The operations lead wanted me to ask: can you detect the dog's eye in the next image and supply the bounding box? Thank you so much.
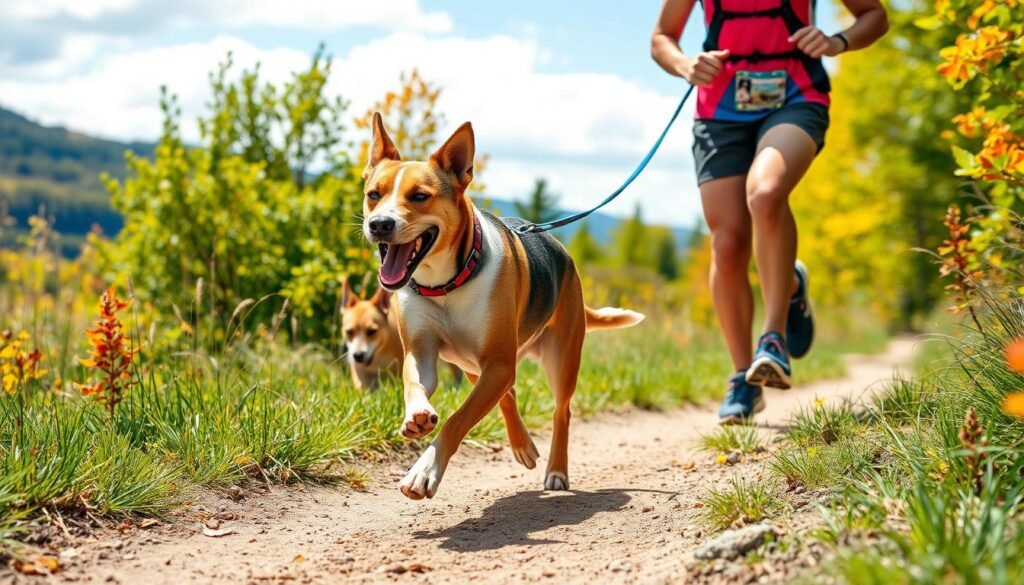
[367,191,381,201]
[366,327,378,337]
[344,329,355,339]
[409,192,430,203]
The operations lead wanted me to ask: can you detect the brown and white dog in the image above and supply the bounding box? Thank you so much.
[341,282,403,390]
[362,113,644,499]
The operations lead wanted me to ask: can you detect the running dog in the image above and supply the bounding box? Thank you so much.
[362,113,644,499]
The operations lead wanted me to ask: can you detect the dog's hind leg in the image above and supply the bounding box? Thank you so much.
[462,373,537,469]
[538,277,587,491]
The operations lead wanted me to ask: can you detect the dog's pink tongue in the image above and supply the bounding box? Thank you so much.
[379,242,417,286]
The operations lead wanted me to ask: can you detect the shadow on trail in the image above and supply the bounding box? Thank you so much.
[414,488,670,552]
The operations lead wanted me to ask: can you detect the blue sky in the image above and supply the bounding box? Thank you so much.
[0,0,841,228]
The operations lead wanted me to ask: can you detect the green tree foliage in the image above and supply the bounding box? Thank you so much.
[791,0,969,328]
[613,204,646,267]
[567,221,603,266]
[99,49,374,341]
[653,229,679,281]
[514,178,561,225]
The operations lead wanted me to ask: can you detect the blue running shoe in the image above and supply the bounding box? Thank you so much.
[719,370,766,425]
[787,260,815,359]
[746,332,792,390]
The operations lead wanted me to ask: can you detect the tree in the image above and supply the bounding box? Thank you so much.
[100,49,373,342]
[514,178,561,224]
[567,221,604,265]
[612,203,646,267]
[653,229,679,281]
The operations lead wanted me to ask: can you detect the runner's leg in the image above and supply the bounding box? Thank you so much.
[700,175,754,370]
[746,124,817,337]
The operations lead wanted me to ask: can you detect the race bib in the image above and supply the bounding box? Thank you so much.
[734,71,787,112]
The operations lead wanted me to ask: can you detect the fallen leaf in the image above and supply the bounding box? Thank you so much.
[202,526,235,538]
[139,519,160,529]
[12,556,61,575]
[293,554,306,563]
[681,462,696,470]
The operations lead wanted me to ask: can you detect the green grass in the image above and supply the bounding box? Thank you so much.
[697,425,765,455]
[699,476,786,532]
[0,288,890,554]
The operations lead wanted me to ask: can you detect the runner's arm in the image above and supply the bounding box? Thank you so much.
[651,0,729,87]
[791,0,889,58]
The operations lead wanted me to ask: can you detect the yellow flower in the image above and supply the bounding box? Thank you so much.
[814,397,826,410]
[715,454,728,465]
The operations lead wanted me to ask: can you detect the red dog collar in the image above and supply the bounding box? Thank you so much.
[409,213,484,297]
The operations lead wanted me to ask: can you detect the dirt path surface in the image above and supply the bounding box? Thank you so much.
[39,338,916,585]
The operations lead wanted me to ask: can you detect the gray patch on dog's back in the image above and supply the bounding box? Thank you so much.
[484,213,571,335]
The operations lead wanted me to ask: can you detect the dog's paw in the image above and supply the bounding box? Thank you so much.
[400,406,439,439]
[543,471,570,491]
[399,445,443,500]
[511,438,540,470]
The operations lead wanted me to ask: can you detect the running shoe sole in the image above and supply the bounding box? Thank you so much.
[746,357,793,390]
[719,394,767,426]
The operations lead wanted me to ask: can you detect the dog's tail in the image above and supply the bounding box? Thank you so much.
[584,306,645,332]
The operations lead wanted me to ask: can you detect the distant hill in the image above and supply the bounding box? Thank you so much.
[0,105,153,251]
[0,104,690,255]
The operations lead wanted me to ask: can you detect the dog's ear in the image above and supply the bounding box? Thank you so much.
[370,287,391,314]
[342,279,359,310]
[430,122,474,190]
[365,112,401,176]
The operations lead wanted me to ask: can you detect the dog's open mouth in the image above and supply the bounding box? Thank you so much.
[378,227,439,289]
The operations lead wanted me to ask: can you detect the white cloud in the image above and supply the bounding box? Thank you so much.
[4,0,136,21]
[0,32,701,227]
[222,0,452,34]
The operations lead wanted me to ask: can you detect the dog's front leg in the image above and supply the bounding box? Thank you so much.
[399,339,440,439]
[400,360,516,500]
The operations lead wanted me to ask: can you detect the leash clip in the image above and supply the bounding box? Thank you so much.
[516,223,540,234]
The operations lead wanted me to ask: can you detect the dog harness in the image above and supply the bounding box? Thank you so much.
[697,0,831,121]
[409,212,484,297]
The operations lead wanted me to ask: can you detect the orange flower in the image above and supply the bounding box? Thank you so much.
[1002,393,1024,418]
[77,287,138,415]
[1006,339,1024,373]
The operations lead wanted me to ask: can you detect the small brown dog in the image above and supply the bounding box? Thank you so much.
[341,282,403,390]
[361,113,644,499]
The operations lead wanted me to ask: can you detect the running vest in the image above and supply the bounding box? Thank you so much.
[697,0,831,120]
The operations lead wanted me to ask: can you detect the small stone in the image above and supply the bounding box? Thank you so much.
[794,485,807,494]
[608,560,632,573]
[693,524,777,561]
[383,563,407,574]
[726,451,742,465]
[227,485,243,500]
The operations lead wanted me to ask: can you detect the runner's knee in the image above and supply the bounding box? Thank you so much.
[711,229,751,274]
[746,182,790,223]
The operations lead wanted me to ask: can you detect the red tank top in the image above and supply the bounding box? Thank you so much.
[696,0,831,120]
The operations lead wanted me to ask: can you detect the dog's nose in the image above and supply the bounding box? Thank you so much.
[352,351,367,364]
[368,216,396,237]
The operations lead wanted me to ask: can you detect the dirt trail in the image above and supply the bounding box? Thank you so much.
[46,338,916,585]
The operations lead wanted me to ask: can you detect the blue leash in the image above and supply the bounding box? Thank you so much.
[516,84,695,235]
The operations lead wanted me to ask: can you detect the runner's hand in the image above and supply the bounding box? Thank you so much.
[789,26,844,58]
[680,50,730,87]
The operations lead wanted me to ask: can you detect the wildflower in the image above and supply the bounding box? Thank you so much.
[0,330,47,395]
[78,287,138,416]
[715,454,728,465]
[1006,339,1024,373]
[1002,393,1024,418]
[813,397,826,410]
[959,407,989,496]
